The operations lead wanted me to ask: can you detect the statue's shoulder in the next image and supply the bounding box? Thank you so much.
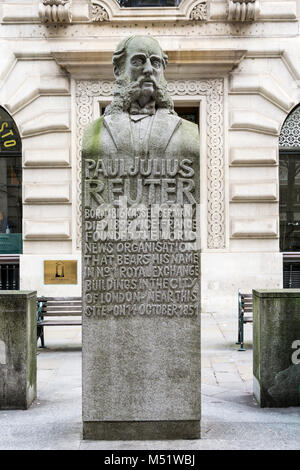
[180,117,199,134]
[83,116,104,138]
[179,117,199,153]
[82,116,105,157]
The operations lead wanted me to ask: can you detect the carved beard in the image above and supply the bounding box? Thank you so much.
[104,74,175,116]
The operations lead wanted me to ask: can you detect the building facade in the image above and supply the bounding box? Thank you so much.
[0,0,299,313]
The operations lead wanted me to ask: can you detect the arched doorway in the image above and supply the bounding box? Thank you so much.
[0,106,22,289]
[279,104,300,287]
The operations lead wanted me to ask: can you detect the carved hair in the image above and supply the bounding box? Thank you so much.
[105,36,175,116]
[112,36,168,76]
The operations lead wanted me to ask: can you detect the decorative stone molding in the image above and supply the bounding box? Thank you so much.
[75,78,225,250]
[229,74,295,113]
[231,218,278,238]
[230,147,277,166]
[190,2,208,21]
[5,75,70,115]
[39,0,72,23]
[24,220,71,239]
[2,0,297,23]
[20,110,70,138]
[53,49,246,80]
[230,110,280,135]
[169,79,225,250]
[24,183,70,203]
[230,181,278,202]
[228,0,260,22]
[91,2,109,22]
[24,149,70,167]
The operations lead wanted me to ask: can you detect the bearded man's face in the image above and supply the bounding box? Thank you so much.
[107,37,174,115]
[121,37,165,106]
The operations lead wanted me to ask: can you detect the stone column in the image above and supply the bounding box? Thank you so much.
[253,289,300,407]
[0,291,37,409]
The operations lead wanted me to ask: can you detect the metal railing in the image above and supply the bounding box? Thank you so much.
[283,253,300,288]
[0,256,20,290]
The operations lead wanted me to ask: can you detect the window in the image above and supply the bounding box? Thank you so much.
[117,0,181,7]
[279,105,300,252]
[0,106,22,255]
[175,106,199,125]
[279,151,300,252]
[279,104,300,287]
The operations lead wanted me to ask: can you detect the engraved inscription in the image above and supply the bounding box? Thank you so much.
[82,36,200,323]
[83,155,200,319]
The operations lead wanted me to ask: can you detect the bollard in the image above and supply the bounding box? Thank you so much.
[253,289,300,407]
[0,291,37,409]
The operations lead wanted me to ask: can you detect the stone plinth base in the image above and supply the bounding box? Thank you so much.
[0,291,37,410]
[83,420,200,440]
[253,289,300,408]
[82,315,201,440]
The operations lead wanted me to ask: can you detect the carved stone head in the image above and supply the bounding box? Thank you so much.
[112,36,168,78]
[105,36,175,115]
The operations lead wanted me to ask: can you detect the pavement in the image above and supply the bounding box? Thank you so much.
[0,312,299,450]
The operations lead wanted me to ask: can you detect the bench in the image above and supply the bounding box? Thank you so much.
[237,290,253,351]
[37,296,82,348]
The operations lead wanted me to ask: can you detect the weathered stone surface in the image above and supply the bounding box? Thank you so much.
[0,291,37,410]
[253,289,300,407]
[82,36,200,439]
[83,421,200,441]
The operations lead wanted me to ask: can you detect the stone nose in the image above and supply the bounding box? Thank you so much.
[143,58,153,75]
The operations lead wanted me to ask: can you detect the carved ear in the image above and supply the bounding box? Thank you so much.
[113,65,120,78]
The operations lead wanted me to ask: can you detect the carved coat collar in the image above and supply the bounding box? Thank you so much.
[129,100,156,116]
[103,109,182,157]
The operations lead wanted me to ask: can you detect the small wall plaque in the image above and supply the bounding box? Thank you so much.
[44,260,77,285]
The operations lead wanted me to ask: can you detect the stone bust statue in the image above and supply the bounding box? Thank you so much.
[82,35,199,206]
[83,35,199,157]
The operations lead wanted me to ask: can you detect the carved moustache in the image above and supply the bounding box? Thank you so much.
[115,76,158,110]
[125,75,157,97]
[105,73,174,115]
[137,75,157,88]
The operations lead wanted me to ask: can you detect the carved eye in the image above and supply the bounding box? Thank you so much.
[131,57,144,67]
[151,59,161,69]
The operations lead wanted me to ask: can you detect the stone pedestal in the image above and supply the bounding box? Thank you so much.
[82,306,200,439]
[81,36,201,440]
[82,213,201,440]
[0,291,37,410]
[253,289,300,407]
[81,106,201,438]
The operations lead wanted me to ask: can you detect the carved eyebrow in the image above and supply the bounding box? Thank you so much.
[130,53,162,62]
[130,53,147,60]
